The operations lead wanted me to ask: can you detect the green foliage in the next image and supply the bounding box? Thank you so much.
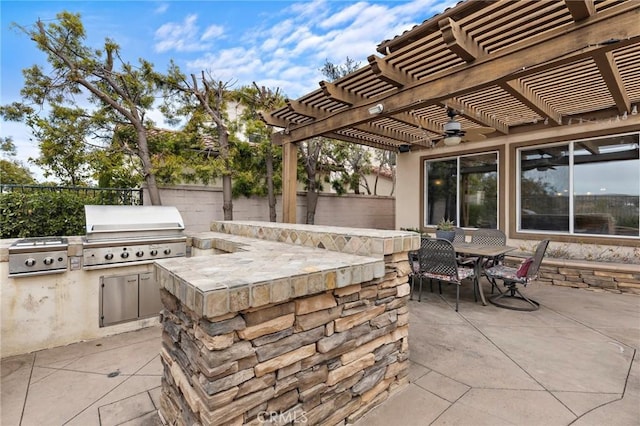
[2,11,166,203]
[27,105,93,185]
[436,218,455,231]
[0,160,36,184]
[0,190,98,238]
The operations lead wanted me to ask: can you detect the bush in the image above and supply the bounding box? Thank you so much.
[0,190,101,238]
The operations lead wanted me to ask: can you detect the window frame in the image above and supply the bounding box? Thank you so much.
[421,148,503,231]
[512,131,640,243]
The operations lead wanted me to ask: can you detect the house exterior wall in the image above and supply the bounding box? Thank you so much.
[394,116,640,261]
[395,152,421,230]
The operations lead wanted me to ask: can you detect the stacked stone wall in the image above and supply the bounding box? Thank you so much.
[503,257,640,295]
[159,252,411,425]
[538,265,640,294]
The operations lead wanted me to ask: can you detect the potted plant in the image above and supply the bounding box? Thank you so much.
[436,218,456,242]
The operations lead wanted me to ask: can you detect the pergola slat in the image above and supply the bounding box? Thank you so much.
[269,3,639,145]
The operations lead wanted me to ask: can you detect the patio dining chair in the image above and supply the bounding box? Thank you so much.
[452,227,466,243]
[468,228,507,291]
[485,239,549,311]
[411,237,476,311]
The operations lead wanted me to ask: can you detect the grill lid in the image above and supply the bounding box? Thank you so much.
[84,205,185,242]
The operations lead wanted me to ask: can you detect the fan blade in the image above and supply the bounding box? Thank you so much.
[462,132,487,142]
[466,126,495,135]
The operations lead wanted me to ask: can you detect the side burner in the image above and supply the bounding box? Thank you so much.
[9,237,69,277]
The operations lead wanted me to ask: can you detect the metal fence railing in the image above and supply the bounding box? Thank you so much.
[0,185,143,205]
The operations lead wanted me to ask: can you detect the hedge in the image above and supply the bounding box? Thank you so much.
[0,191,101,238]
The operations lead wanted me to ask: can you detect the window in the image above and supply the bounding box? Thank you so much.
[518,133,639,237]
[425,152,498,228]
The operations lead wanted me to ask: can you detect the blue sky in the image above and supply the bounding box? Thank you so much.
[1,0,452,180]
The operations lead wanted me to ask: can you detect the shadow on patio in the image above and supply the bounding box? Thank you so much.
[2,281,639,426]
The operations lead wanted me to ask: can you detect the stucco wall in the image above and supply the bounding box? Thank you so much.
[149,185,395,232]
[395,152,422,230]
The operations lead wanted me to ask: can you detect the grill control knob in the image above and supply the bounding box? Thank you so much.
[121,252,130,259]
[25,258,37,267]
[163,248,172,255]
[136,250,144,257]
[105,253,114,260]
[150,249,158,256]
[43,257,54,265]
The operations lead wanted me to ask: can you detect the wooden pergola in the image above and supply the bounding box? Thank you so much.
[261,0,640,223]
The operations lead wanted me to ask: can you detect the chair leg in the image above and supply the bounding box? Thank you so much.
[489,283,540,311]
[409,275,414,300]
[488,276,502,295]
[473,277,478,303]
[455,284,459,312]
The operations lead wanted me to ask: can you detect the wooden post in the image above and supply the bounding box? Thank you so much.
[282,142,298,223]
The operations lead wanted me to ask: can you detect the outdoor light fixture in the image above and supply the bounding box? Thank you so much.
[443,115,462,146]
[443,135,462,146]
[368,103,384,115]
[398,144,411,153]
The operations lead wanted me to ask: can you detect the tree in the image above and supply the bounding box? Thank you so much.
[298,137,339,224]
[234,83,286,222]
[328,141,372,195]
[373,150,396,196]
[28,105,93,186]
[319,57,361,81]
[162,64,235,220]
[1,137,35,184]
[0,12,164,203]
[294,57,374,224]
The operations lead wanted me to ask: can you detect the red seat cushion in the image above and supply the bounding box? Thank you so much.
[516,257,534,278]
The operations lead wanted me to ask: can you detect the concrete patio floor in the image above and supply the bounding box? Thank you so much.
[1,281,639,426]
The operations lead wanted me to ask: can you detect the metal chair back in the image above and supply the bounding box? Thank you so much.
[419,237,460,280]
[525,239,549,280]
[471,229,506,245]
[452,227,466,243]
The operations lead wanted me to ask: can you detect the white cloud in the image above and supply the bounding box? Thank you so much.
[319,1,368,29]
[201,24,224,41]
[154,14,213,53]
[154,3,169,14]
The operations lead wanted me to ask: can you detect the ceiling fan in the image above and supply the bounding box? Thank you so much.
[442,108,495,146]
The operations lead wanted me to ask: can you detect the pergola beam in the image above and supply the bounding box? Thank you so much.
[319,81,360,106]
[394,111,442,135]
[278,6,640,144]
[565,0,595,22]
[258,110,289,128]
[441,98,508,134]
[500,80,563,126]
[367,55,413,87]
[592,50,632,114]
[286,99,320,118]
[325,132,401,151]
[438,17,486,62]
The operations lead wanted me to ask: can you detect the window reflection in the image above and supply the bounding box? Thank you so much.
[425,153,498,228]
[520,145,570,231]
[519,133,639,237]
[573,134,639,236]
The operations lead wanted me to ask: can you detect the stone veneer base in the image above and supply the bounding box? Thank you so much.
[157,222,419,425]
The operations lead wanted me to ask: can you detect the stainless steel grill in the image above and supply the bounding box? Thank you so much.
[9,237,69,277]
[82,205,187,269]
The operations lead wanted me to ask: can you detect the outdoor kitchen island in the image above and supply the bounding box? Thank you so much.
[155,221,418,425]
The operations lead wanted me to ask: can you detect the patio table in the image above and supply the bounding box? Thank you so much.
[453,243,516,306]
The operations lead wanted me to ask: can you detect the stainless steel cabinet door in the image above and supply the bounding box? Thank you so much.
[100,274,139,326]
[138,272,162,318]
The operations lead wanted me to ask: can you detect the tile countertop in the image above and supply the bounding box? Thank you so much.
[155,227,418,320]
